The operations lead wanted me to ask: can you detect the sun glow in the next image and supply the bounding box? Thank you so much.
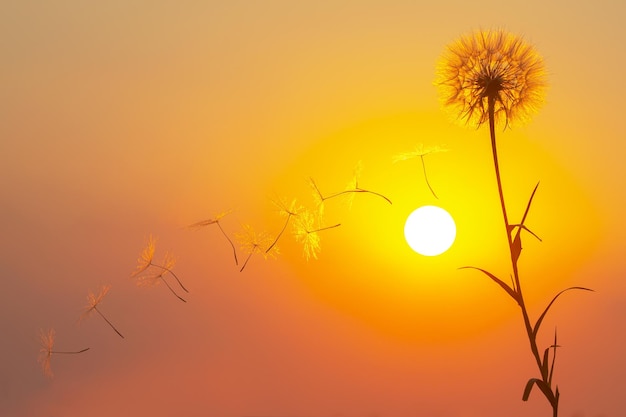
[404,206,456,256]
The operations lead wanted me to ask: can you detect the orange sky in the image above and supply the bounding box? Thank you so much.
[1,1,625,416]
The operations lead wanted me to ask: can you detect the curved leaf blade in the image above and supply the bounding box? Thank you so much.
[459,266,519,303]
[532,287,594,338]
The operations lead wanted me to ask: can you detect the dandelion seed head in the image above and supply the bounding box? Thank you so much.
[307,178,329,223]
[38,328,55,378]
[162,252,177,270]
[80,285,110,321]
[188,209,233,229]
[293,210,321,261]
[344,161,363,209]
[272,197,301,217]
[132,235,156,277]
[236,224,278,259]
[435,29,547,128]
[136,272,162,287]
[393,144,448,163]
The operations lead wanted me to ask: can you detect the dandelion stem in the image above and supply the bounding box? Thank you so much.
[51,348,90,354]
[217,222,238,266]
[158,275,187,303]
[94,306,124,339]
[266,213,292,254]
[420,155,438,199]
[152,262,188,293]
[324,188,392,205]
[310,223,341,233]
[489,97,555,414]
[239,252,254,272]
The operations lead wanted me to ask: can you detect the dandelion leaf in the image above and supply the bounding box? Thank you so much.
[459,266,518,303]
[532,287,594,338]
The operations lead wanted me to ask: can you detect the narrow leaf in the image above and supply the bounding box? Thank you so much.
[520,182,540,226]
[541,347,550,380]
[548,329,559,386]
[532,287,594,338]
[535,378,556,403]
[522,378,541,401]
[459,266,519,303]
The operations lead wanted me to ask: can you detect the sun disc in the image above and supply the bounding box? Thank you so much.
[404,206,456,256]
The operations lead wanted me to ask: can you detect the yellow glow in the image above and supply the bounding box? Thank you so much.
[404,206,456,256]
[268,111,601,342]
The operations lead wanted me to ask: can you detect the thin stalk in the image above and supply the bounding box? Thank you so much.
[324,188,392,205]
[310,223,341,233]
[51,348,90,354]
[94,306,124,339]
[217,222,239,265]
[420,155,438,199]
[488,98,557,415]
[158,275,187,303]
[266,213,292,254]
[239,250,256,272]
[152,262,188,293]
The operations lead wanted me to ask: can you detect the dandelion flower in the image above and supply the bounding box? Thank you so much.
[38,328,89,378]
[236,224,278,272]
[188,209,238,265]
[435,29,547,128]
[80,285,124,339]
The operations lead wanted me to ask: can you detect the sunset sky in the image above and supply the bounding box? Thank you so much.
[1,1,625,416]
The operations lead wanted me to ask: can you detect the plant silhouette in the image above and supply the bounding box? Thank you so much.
[80,285,125,339]
[394,144,447,199]
[437,28,591,417]
[188,209,239,266]
[38,328,89,378]
[131,235,187,302]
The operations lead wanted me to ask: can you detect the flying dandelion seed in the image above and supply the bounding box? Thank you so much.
[266,197,302,254]
[436,29,547,128]
[188,209,239,266]
[80,285,125,339]
[131,235,188,299]
[37,328,90,378]
[343,161,363,209]
[292,209,340,261]
[236,224,278,272]
[308,164,392,217]
[132,254,187,302]
[131,234,156,278]
[394,144,448,199]
[308,177,327,223]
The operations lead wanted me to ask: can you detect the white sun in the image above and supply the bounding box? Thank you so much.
[404,205,456,256]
